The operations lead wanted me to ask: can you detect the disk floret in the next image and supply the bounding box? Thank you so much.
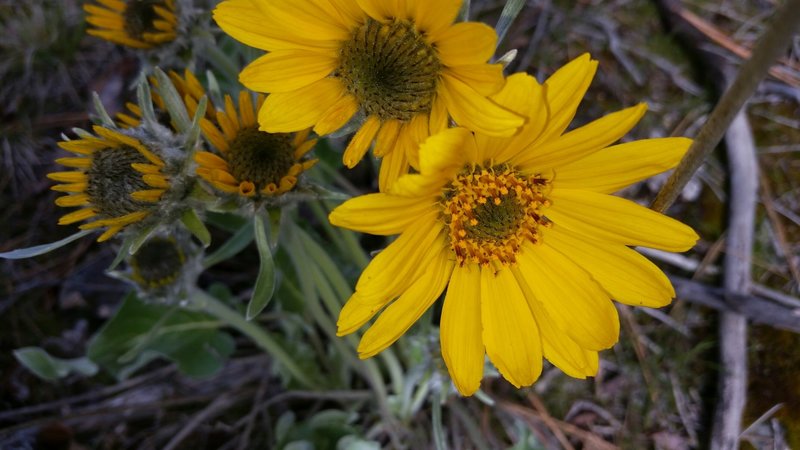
[337,18,441,122]
[441,164,551,266]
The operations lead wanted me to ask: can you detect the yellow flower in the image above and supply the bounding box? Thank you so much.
[84,0,178,49]
[48,126,170,242]
[130,236,186,289]
[213,0,523,191]
[329,54,699,396]
[194,91,318,198]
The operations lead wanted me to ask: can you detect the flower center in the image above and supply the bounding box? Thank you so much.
[441,164,551,266]
[337,18,441,122]
[131,236,185,288]
[123,0,166,40]
[227,126,296,191]
[86,146,153,218]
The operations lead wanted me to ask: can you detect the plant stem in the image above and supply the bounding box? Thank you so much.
[194,290,317,389]
[651,0,800,213]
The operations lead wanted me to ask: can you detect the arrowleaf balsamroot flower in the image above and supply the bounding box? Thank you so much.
[194,90,318,199]
[49,126,171,242]
[213,0,523,191]
[329,54,700,396]
[84,0,179,49]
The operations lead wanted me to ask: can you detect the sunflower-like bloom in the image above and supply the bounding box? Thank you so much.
[195,91,318,198]
[329,55,699,396]
[84,0,179,49]
[213,0,523,191]
[48,126,171,242]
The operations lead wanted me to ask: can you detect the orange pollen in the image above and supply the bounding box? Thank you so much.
[440,164,551,267]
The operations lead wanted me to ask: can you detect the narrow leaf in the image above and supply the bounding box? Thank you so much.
[495,0,526,47]
[154,68,191,133]
[203,223,255,269]
[180,208,211,247]
[14,347,98,381]
[137,75,157,125]
[246,214,276,320]
[92,92,116,127]
[0,229,93,260]
[129,223,158,255]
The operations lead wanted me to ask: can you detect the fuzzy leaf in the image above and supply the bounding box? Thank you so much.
[14,347,98,381]
[88,293,235,380]
[203,223,254,269]
[181,208,211,247]
[0,229,93,260]
[246,213,276,320]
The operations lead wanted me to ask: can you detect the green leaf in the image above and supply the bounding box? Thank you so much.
[137,75,157,125]
[13,347,98,381]
[92,92,116,127]
[180,208,212,247]
[154,68,191,133]
[108,234,134,271]
[129,223,158,255]
[246,213,276,320]
[184,96,208,157]
[495,0,526,47]
[88,293,234,379]
[337,436,380,450]
[0,229,94,260]
[203,222,254,269]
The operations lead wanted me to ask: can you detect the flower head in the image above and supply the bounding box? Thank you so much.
[84,0,179,49]
[120,232,202,303]
[214,0,523,190]
[329,55,699,396]
[194,91,318,199]
[48,126,172,241]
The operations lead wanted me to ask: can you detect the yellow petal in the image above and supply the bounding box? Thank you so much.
[240,50,338,93]
[440,265,484,396]
[537,53,598,143]
[142,174,169,189]
[543,226,675,307]
[314,94,359,136]
[480,267,543,388]
[373,119,401,158]
[343,115,380,168]
[329,193,437,235]
[357,245,454,358]
[511,264,599,378]
[352,211,442,301]
[238,90,256,127]
[213,0,341,52]
[444,64,505,96]
[433,22,497,66]
[515,103,647,172]
[378,135,410,193]
[554,138,691,193]
[418,127,475,176]
[201,119,230,152]
[355,0,403,21]
[55,157,91,169]
[259,78,345,133]
[131,189,165,202]
[58,208,96,225]
[516,242,620,351]
[47,172,87,183]
[440,73,523,137]
[259,0,352,41]
[408,0,461,39]
[546,188,700,252]
[475,73,547,163]
[195,151,230,170]
[55,194,89,207]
